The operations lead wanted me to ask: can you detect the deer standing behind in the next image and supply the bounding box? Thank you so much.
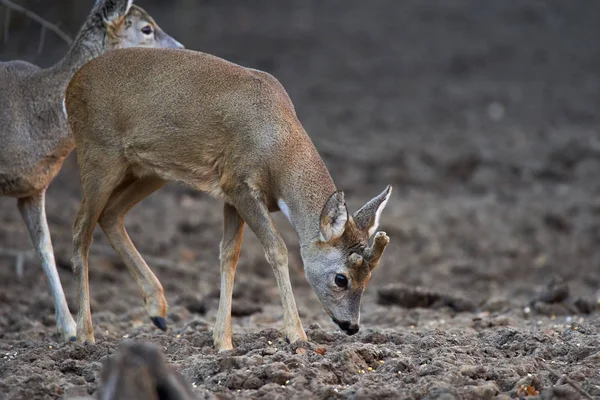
[0,0,182,341]
[66,48,392,350]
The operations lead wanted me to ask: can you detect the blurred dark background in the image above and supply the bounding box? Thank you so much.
[1,0,599,326]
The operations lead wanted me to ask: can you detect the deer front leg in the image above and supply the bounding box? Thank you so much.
[18,190,76,341]
[232,190,307,344]
[72,197,107,344]
[72,160,126,343]
[213,203,245,351]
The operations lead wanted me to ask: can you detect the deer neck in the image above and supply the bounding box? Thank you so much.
[44,16,106,92]
[276,143,337,246]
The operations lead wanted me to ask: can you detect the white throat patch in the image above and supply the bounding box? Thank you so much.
[278,199,292,224]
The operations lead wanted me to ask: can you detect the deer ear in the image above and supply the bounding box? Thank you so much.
[319,190,348,241]
[353,185,392,237]
[99,0,133,22]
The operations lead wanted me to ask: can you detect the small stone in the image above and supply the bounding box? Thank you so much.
[487,101,504,121]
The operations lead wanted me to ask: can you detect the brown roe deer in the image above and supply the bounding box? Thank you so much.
[65,47,391,350]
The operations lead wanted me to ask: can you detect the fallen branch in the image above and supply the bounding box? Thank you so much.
[0,248,34,278]
[0,0,72,52]
[540,361,593,400]
[177,319,209,335]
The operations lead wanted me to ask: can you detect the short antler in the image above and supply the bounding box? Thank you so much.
[365,231,389,267]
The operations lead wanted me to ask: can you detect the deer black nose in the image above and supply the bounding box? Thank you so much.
[333,319,360,335]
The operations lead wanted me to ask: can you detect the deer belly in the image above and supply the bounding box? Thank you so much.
[129,153,226,200]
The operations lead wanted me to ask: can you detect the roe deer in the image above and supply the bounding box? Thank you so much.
[66,48,392,350]
[98,341,196,400]
[0,0,182,341]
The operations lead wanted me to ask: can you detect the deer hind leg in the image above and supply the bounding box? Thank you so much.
[231,187,307,344]
[213,203,245,352]
[18,190,76,341]
[97,176,168,330]
[72,160,127,344]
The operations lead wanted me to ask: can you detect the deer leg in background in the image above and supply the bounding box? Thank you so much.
[17,190,76,341]
[97,176,168,330]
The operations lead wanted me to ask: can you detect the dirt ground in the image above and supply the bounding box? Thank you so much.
[1,1,600,399]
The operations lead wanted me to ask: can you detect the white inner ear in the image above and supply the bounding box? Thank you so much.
[320,203,348,242]
[368,187,391,237]
[330,209,348,238]
[125,0,134,13]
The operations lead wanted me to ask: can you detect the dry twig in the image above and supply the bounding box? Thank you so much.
[0,0,72,53]
[540,361,593,400]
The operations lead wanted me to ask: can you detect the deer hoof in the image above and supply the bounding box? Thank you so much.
[151,316,167,331]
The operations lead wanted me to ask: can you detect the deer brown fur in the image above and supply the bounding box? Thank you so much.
[66,47,391,349]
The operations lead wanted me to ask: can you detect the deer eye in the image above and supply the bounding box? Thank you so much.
[141,25,153,35]
[334,274,348,288]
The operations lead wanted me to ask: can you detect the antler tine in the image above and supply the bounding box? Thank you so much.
[365,231,389,267]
